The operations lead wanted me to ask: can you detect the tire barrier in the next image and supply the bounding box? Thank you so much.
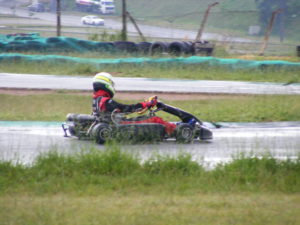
[0,34,120,54]
[168,41,194,56]
[1,32,40,41]
[113,41,138,53]
[150,41,170,55]
[0,43,6,51]
[46,37,63,44]
[4,41,27,52]
[137,42,152,54]
[193,41,215,56]
[26,40,47,52]
[77,40,97,51]
[14,36,35,41]
[94,42,116,53]
[0,33,216,56]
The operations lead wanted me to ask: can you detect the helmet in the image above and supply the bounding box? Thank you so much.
[93,72,115,97]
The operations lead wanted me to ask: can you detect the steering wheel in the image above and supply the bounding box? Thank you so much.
[137,96,158,115]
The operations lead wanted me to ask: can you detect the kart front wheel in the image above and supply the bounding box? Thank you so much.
[175,124,194,143]
[92,124,113,144]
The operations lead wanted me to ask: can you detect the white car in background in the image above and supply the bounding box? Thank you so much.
[81,15,105,26]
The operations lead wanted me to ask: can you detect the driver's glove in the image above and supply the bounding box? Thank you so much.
[141,97,157,108]
[146,98,157,108]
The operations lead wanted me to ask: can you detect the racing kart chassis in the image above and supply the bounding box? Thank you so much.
[62,100,213,144]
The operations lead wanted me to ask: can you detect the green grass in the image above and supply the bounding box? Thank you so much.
[1,93,300,122]
[0,146,299,225]
[1,193,299,225]
[0,60,299,83]
[1,146,299,194]
[0,93,91,121]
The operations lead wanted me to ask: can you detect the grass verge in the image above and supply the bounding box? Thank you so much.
[0,92,300,122]
[1,146,299,194]
[0,146,299,225]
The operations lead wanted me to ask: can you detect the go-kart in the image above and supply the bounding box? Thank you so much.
[62,96,213,144]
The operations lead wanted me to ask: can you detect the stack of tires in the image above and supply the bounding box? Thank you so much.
[111,41,152,54]
[167,41,195,56]
[148,41,214,56]
[149,41,170,55]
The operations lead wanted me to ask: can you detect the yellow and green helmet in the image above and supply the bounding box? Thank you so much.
[93,72,115,97]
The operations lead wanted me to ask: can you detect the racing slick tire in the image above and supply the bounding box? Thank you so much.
[175,123,195,143]
[92,123,113,144]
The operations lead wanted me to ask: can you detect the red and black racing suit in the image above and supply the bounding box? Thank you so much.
[92,90,176,135]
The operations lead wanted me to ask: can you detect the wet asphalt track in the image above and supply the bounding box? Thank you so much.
[1,73,300,167]
[1,122,300,168]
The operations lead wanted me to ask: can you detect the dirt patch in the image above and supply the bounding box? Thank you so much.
[0,88,241,100]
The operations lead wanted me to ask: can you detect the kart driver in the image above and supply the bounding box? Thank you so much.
[92,72,176,135]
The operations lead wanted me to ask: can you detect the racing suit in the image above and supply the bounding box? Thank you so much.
[92,90,176,135]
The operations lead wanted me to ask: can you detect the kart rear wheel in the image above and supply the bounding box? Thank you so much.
[93,124,113,144]
[175,124,194,143]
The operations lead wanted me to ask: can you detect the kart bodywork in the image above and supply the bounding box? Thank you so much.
[62,100,213,144]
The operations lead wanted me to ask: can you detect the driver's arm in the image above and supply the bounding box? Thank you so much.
[104,99,144,113]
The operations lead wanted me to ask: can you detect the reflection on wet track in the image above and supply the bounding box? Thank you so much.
[1,123,299,168]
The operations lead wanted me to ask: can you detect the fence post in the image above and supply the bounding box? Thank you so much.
[259,9,282,56]
[195,2,219,42]
[126,11,146,42]
[56,0,61,37]
[121,0,127,41]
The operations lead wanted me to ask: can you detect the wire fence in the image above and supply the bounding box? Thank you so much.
[0,4,299,57]
[215,41,297,56]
